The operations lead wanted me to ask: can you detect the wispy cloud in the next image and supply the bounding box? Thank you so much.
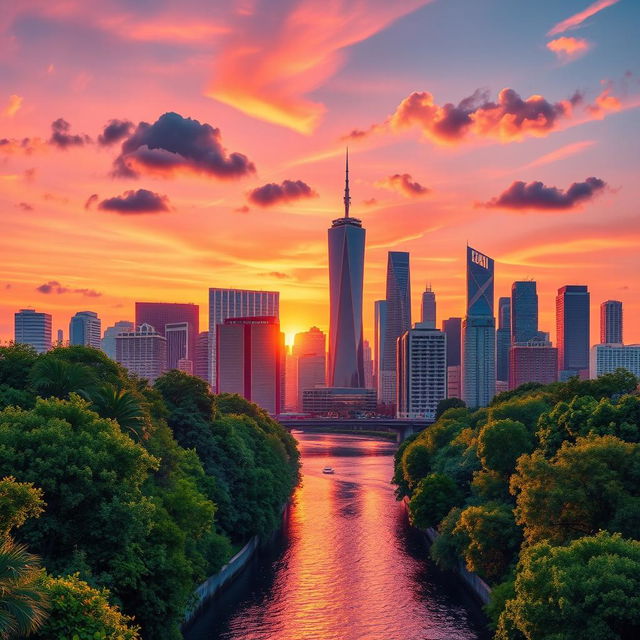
[548,0,621,36]
[2,94,22,117]
[375,173,430,198]
[546,36,591,63]
[521,140,596,170]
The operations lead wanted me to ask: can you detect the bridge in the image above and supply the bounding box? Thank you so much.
[276,417,431,442]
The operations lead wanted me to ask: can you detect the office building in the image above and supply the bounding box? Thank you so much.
[509,340,558,389]
[302,387,376,416]
[363,339,374,389]
[397,324,446,420]
[511,281,539,343]
[216,316,282,415]
[56,329,64,346]
[556,285,590,380]
[293,326,326,359]
[600,300,623,344]
[374,300,388,398]
[380,251,411,406]
[327,152,366,388]
[590,344,640,379]
[284,349,298,412]
[14,309,52,353]
[421,285,436,328]
[194,331,209,382]
[165,322,191,371]
[442,317,462,399]
[69,311,101,349]
[462,246,496,408]
[209,288,279,389]
[293,326,326,412]
[101,321,133,359]
[496,297,511,384]
[115,323,167,382]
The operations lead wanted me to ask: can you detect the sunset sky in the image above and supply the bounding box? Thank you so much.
[1,0,639,346]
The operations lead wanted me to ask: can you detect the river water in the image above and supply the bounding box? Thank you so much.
[184,432,489,640]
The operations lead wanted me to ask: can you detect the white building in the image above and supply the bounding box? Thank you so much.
[115,323,167,382]
[397,324,447,420]
[590,344,640,379]
[102,320,134,359]
[14,309,52,353]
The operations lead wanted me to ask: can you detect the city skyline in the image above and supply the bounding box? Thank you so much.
[1,1,638,348]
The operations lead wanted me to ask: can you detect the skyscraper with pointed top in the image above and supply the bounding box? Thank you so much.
[327,150,366,388]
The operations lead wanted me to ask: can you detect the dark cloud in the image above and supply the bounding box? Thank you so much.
[113,112,255,179]
[248,179,317,207]
[376,173,430,198]
[98,189,171,214]
[84,193,99,210]
[98,119,134,146]
[36,280,102,297]
[17,202,33,211]
[49,118,91,149]
[0,137,42,154]
[484,177,607,210]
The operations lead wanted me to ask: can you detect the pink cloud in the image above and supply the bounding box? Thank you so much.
[546,36,591,62]
[375,173,430,198]
[2,94,23,117]
[548,0,621,36]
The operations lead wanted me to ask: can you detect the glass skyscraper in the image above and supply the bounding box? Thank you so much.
[327,152,365,388]
[14,309,52,353]
[462,246,496,408]
[374,299,388,399]
[600,300,623,344]
[69,310,101,349]
[556,285,590,379]
[496,296,511,383]
[511,281,539,343]
[420,285,436,328]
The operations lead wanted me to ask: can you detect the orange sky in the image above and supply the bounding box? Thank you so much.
[1,0,639,347]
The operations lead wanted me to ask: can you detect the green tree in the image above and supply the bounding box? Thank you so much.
[478,419,533,475]
[85,385,147,441]
[435,397,466,420]
[512,435,640,545]
[497,532,640,640]
[488,396,550,433]
[28,358,95,399]
[430,507,466,571]
[34,574,139,640]
[408,473,462,530]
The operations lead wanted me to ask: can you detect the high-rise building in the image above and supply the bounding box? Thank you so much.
[496,297,511,383]
[420,285,436,328]
[511,281,538,343]
[462,246,496,408]
[397,324,447,420]
[135,302,199,368]
[293,327,326,411]
[194,331,209,382]
[216,316,282,415]
[209,288,279,389]
[380,251,411,406]
[284,348,298,412]
[600,300,623,344]
[69,311,101,349]
[116,323,167,382]
[509,340,558,389]
[374,300,388,398]
[101,320,133,359]
[442,317,462,399]
[556,285,590,380]
[14,309,52,353]
[293,326,326,359]
[363,339,374,389]
[165,322,190,371]
[327,152,366,389]
[590,344,640,379]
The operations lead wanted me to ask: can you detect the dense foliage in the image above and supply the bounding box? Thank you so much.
[0,344,299,639]
[394,369,640,639]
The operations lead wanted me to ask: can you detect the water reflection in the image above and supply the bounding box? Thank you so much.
[185,433,488,640]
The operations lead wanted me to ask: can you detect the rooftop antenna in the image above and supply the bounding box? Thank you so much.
[343,147,351,218]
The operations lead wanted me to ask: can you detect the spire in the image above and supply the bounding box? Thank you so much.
[343,147,351,218]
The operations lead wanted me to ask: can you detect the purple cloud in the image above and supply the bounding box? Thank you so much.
[248,180,317,207]
[98,189,171,214]
[98,119,134,146]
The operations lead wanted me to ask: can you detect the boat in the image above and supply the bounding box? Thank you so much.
[322,467,335,474]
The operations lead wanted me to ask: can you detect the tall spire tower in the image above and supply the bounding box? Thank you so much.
[327,152,366,387]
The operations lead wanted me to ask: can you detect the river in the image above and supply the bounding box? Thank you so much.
[184,432,489,640]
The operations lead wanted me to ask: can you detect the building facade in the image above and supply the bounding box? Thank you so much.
[101,320,133,359]
[556,285,590,380]
[69,311,101,349]
[165,321,190,371]
[397,325,446,420]
[216,316,282,415]
[420,285,436,328]
[194,331,209,382]
[496,296,511,384]
[442,317,462,399]
[115,323,167,382]
[511,281,539,343]
[374,299,388,399]
[293,326,326,412]
[509,341,558,389]
[302,387,376,416]
[209,288,279,389]
[590,344,640,379]
[14,309,52,353]
[462,246,496,408]
[600,300,623,344]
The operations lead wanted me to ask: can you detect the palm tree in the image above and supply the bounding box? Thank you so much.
[28,358,94,399]
[85,385,146,440]
[0,538,49,639]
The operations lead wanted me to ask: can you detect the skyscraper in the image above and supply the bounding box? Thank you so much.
[509,340,558,390]
[293,327,326,411]
[590,343,640,378]
[511,281,539,343]
[216,316,282,415]
[327,151,365,388]
[165,322,190,370]
[194,331,210,382]
[14,309,52,353]
[380,251,411,406]
[209,288,279,389]
[374,299,388,399]
[69,311,101,349]
[556,285,590,380]
[462,246,496,408]
[363,339,374,389]
[600,300,623,344]
[397,324,447,420]
[442,317,462,399]
[101,320,134,359]
[116,323,167,382]
[421,285,436,328]
[496,297,511,383]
